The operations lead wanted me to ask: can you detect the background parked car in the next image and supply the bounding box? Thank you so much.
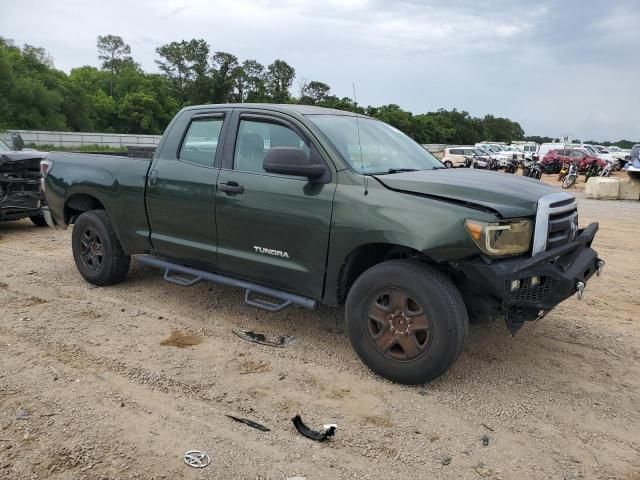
[475,143,511,167]
[606,146,631,169]
[541,148,605,173]
[441,147,490,168]
[499,145,525,161]
[514,143,538,160]
[576,144,616,165]
[535,142,569,162]
[0,137,48,226]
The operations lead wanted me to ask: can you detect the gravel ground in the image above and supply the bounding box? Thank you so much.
[0,181,639,479]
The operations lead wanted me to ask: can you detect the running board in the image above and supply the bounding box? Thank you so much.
[135,255,317,312]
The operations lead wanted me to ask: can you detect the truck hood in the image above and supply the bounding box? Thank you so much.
[0,150,47,167]
[373,168,562,218]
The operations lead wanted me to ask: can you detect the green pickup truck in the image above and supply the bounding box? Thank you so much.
[42,104,603,384]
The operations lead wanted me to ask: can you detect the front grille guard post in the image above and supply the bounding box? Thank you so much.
[532,192,576,256]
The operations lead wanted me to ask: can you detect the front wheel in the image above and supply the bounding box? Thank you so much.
[562,174,576,189]
[345,260,469,384]
[72,210,130,286]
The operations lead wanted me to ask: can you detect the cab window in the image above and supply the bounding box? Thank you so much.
[234,119,309,173]
[179,117,224,167]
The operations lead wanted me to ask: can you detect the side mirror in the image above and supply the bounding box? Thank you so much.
[263,147,326,179]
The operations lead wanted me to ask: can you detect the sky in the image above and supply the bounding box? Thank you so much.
[3,0,640,141]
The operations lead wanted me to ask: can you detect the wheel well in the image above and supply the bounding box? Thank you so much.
[337,243,426,304]
[64,194,105,224]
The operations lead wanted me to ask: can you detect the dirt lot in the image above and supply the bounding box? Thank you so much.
[1,180,639,479]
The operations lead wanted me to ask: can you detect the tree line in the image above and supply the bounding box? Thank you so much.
[0,35,635,148]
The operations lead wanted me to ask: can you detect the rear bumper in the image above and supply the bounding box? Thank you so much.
[459,222,601,311]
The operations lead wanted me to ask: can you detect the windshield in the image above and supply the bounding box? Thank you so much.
[583,145,597,154]
[473,148,487,155]
[307,115,443,174]
[0,138,12,153]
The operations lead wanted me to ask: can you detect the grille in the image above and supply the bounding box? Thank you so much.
[547,200,578,250]
[505,276,558,302]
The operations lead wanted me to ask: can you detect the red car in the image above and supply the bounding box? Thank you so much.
[542,148,605,172]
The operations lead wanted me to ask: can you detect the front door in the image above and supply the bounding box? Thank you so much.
[147,110,230,269]
[215,111,336,299]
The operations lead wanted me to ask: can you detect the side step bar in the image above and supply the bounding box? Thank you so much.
[135,255,317,312]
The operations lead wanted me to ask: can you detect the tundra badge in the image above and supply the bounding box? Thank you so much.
[254,246,290,259]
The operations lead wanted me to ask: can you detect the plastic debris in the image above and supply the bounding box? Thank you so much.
[481,434,490,446]
[226,415,270,432]
[232,329,294,347]
[183,450,210,468]
[292,415,336,442]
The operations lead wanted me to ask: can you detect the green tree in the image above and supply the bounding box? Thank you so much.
[156,41,193,105]
[156,39,211,106]
[236,60,266,102]
[369,104,415,136]
[299,80,331,104]
[482,114,524,142]
[210,51,239,103]
[265,59,295,103]
[117,91,162,133]
[97,35,133,95]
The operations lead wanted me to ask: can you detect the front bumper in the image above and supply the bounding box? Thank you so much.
[459,222,601,311]
[41,205,59,229]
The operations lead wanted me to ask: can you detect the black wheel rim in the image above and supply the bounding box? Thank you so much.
[366,288,432,362]
[80,226,104,272]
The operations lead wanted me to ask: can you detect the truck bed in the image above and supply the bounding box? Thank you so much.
[45,152,153,254]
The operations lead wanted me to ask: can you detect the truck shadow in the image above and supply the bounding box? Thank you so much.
[0,219,42,234]
[127,259,526,375]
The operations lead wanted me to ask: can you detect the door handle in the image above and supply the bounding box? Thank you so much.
[219,181,244,195]
[149,170,158,186]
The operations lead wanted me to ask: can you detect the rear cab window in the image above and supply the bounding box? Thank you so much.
[179,117,224,167]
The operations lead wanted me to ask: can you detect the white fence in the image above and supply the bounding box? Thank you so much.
[5,130,162,148]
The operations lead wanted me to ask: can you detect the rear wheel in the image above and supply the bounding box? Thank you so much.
[72,210,130,286]
[345,260,468,384]
[443,160,454,169]
[29,215,48,227]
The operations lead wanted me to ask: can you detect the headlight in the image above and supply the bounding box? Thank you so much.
[464,219,533,256]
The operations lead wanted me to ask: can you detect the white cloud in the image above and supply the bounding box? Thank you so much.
[2,0,639,140]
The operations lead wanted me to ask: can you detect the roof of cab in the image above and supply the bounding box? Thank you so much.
[182,103,364,117]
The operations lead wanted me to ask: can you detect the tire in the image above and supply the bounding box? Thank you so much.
[345,260,469,385]
[562,175,576,189]
[443,160,454,169]
[29,214,48,227]
[72,210,130,286]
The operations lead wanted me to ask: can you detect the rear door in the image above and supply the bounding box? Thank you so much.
[146,108,231,269]
[214,109,336,299]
